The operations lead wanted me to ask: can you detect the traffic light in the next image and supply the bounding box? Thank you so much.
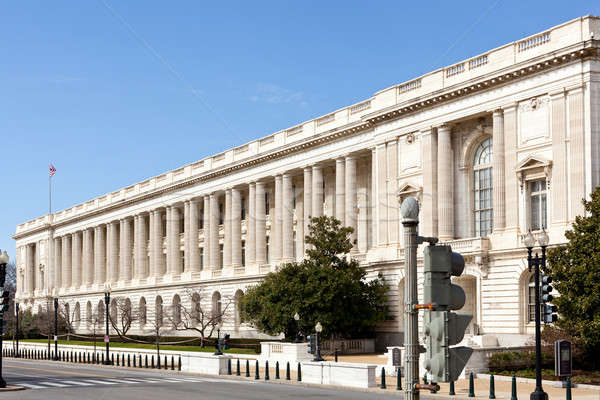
[0,291,9,313]
[307,334,315,354]
[0,319,6,335]
[541,274,553,303]
[423,245,473,383]
[223,334,230,350]
[544,304,558,323]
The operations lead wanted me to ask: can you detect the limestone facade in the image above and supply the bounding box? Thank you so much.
[13,16,600,346]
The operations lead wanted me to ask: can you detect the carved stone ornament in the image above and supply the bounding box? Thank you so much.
[406,132,415,144]
[38,263,44,272]
[397,182,423,206]
[515,154,553,190]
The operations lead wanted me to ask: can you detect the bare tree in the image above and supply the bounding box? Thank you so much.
[87,305,103,353]
[146,294,170,358]
[59,300,81,341]
[108,297,137,341]
[5,261,16,288]
[33,297,55,354]
[168,288,234,347]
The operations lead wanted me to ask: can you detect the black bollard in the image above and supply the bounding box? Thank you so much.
[145,354,148,368]
[265,361,270,381]
[178,355,181,371]
[128,354,131,367]
[381,367,387,389]
[133,354,136,368]
[297,363,302,381]
[236,359,240,376]
[334,349,338,362]
[286,362,290,380]
[449,380,455,396]
[511,375,517,400]
[116,353,120,367]
[468,372,475,398]
[171,355,174,371]
[122,354,125,367]
[151,355,155,369]
[164,355,167,370]
[111,353,114,365]
[245,359,250,377]
[227,358,232,375]
[566,376,572,400]
[157,355,161,369]
[101,353,104,364]
[140,354,143,368]
[255,360,259,380]
[489,374,496,399]
[275,361,280,379]
[396,368,402,391]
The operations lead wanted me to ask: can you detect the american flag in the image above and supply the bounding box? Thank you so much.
[49,163,56,177]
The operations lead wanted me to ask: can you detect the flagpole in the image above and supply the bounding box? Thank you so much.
[49,169,52,215]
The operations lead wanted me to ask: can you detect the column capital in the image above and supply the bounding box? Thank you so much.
[436,123,452,132]
[501,102,518,112]
[419,126,435,135]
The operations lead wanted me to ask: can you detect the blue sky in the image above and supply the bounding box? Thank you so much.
[1,1,597,259]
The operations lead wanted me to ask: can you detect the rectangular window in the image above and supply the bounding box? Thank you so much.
[292,185,296,209]
[265,192,270,215]
[219,204,224,225]
[219,244,224,268]
[199,209,204,229]
[199,247,204,269]
[322,180,326,204]
[179,212,185,234]
[241,196,246,220]
[474,167,493,237]
[528,284,536,323]
[293,231,297,260]
[266,236,270,263]
[180,250,185,272]
[529,180,547,231]
[241,240,246,267]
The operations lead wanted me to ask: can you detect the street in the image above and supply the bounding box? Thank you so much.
[1,358,411,400]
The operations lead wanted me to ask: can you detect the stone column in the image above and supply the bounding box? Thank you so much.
[551,92,568,223]
[152,210,164,276]
[503,105,518,229]
[255,182,267,265]
[170,206,182,274]
[345,155,358,250]
[273,175,283,263]
[295,178,304,260]
[492,110,506,231]
[120,218,133,281]
[203,196,211,269]
[247,183,256,266]
[312,165,323,217]
[138,215,148,277]
[108,221,119,282]
[376,143,388,244]
[26,244,34,293]
[189,199,200,272]
[82,228,92,285]
[54,237,61,290]
[569,87,585,218]
[282,173,294,262]
[303,167,312,250]
[232,188,242,268]
[165,207,172,274]
[183,201,191,272]
[371,148,377,246]
[72,232,82,287]
[421,128,438,237]
[94,225,106,284]
[335,158,345,224]
[209,193,220,269]
[62,236,71,288]
[357,157,369,252]
[387,139,399,243]
[224,189,233,268]
[437,125,454,241]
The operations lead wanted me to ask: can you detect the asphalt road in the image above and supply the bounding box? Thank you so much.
[1,358,414,400]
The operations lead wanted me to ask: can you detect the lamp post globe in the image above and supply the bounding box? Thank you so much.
[523,230,536,249]
[293,313,301,343]
[314,322,324,362]
[537,229,549,247]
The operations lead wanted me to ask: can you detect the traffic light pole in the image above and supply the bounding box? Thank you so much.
[528,247,548,400]
[401,197,421,400]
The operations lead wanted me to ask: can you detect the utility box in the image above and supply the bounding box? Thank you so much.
[554,340,572,377]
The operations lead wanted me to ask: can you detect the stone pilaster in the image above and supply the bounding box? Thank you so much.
[386,139,399,243]
[492,110,506,231]
[183,201,191,272]
[54,237,61,290]
[312,165,324,217]
[209,193,220,269]
[189,199,200,272]
[203,196,211,269]
[94,225,106,284]
[295,177,304,260]
[108,221,119,282]
[120,218,132,281]
[376,142,388,244]
[345,155,358,250]
[335,158,345,224]
[551,91,568,223]
[421,128,438,237]
[224,190,232,268]
[569,87,585,218]
[503,105,518,229]
[138,215,148,277]
[273,175,283,263]
[152,210,164,276]
[231,188,242,268]
[371,148,377,246]
[255,182,267,265]
[72,232,82,287]
[82,228,92,285]
[62,236,71,288]
[26,244,34,293]
[303,167,312,250]
[247,183,256,266]
[282,173,294,262]
[437,125,454,241]
[357,157,369,252]
[170,206,182,274]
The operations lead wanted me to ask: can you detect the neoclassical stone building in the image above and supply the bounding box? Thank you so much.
[13,16,600,347]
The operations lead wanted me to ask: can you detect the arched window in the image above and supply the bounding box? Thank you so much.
[74,303,81,329]
[527,275,536,323]
[98,300,105,325]
[139,297,147,327]
[86,301,92,329]
[155,296,163,327]
[172,294,181,327]
[191,292,201,322]
[212,292,222,322]
[473,138,493,237]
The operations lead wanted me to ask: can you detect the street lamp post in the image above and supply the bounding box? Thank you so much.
[15,303,19,358]
[0,250,10,388]
[314,322,324,362]
[214,321,223,356]
[293,313,300,343]
[53,293,59,361]
[103,283,111,365]
[523,229,549,400]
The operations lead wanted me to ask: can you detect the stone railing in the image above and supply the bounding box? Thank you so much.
[321,338,375,354]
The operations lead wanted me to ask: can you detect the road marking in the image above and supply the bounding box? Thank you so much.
[105,378,137,384]
[5,363,110,377]
[61,380,94,386]
[83,379,118,385]
[18,383,46,389]
[40,381,71,387]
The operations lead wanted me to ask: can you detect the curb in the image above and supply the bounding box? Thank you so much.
[0,385,27,392]
[476,373,600,391]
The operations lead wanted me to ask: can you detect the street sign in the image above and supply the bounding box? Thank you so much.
[392,348,401,367]
[104,335,110,344]
[555,340,572,377]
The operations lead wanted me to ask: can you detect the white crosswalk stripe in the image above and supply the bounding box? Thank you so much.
[61,380,94,386]
[40,381,71,387]
[82,379,119,385]
[19,383,46,389]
